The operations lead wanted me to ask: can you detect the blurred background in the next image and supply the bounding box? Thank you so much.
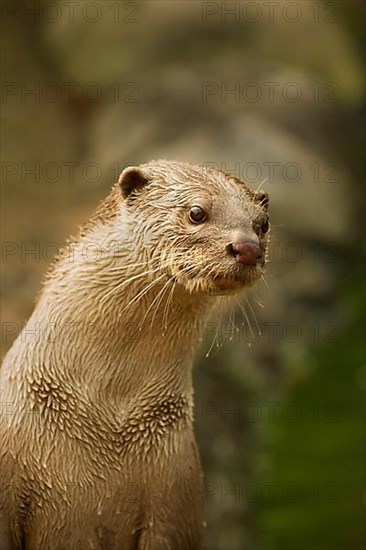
[1,1,365,549]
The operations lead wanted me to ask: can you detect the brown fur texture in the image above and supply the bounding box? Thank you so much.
[0,160,269,549]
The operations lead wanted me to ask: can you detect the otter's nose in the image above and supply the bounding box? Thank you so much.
[227,241,263,266]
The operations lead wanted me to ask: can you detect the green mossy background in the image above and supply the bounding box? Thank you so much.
[1,1,365,549]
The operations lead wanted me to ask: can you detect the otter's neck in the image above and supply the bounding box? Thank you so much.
[21,222,216,409]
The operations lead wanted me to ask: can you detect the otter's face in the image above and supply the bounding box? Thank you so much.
[119,162,269,296]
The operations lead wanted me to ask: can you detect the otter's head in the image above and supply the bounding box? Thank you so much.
[118,160,269,296]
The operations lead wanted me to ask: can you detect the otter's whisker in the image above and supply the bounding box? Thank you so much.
[242,294,262,337]
[108,261,150,272]
[162,280,177,329]
[235,297,257,343]
[228,298,237,342]
[252,177,268,203]
[149,278,174,332]
[249,288,264,309]
[99,268,160,303]
[205,296,224,358]
[119,272,167,314]
[259,274,271,292]
[215,296,233,355]
[139,277,173,328]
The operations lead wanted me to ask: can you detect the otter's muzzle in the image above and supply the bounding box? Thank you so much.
[227,241,263,266]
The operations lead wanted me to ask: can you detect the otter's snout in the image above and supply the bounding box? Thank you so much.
[227,241,263,266]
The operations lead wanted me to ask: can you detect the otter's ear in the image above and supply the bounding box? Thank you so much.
[254,190,269,210]
[118,167,149,199]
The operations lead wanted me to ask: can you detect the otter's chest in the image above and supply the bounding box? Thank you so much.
[17,434,204,549]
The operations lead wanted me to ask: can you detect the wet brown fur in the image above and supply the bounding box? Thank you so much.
[0,160,269,549]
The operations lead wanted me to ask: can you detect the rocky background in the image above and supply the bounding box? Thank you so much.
[1,1,365,549]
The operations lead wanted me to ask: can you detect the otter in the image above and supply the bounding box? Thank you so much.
[0,160,269,549]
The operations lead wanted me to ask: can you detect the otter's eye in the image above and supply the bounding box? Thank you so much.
[189,206,206,224]
[261,218,269,234]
